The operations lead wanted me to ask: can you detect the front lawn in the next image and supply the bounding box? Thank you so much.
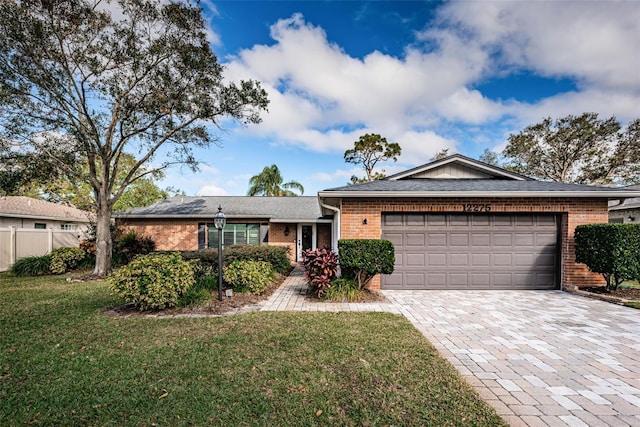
[0,273,505,426]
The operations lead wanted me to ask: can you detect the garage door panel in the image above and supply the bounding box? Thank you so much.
[471,233,491,246]
[406,233,425,246]
[384,232,404,246]
[514,233,535,246]
[381,213,559,290]
[449,273,468,286]
[471,253,491,266]
[428,233,447,246]
[406,273,426,286]
[428,253,446,266]
[450,253,469,266]
[494,253,512,266]
[406,253,425,266]
[450,234,469,246]
[471,273,491,287]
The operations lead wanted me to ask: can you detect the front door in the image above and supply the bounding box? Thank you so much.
[297,224,316,261]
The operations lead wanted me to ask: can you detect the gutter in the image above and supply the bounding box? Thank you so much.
[320,202,340,253]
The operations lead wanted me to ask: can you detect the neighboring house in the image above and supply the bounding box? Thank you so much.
[115,155,640,291]
[0,196,92,271]
[318,154,640,291]
[114,196,333,263]
[608,184,640,224]
[0,196,92,231]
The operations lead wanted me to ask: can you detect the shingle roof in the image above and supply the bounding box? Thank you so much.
[0,196,92,222]
[322,179,636,194]
[114,196,330,222]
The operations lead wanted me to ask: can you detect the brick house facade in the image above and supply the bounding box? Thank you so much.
[319,155,640,291]
[115,197,333,263]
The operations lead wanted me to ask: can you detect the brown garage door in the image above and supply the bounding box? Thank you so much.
[381,213,559,290]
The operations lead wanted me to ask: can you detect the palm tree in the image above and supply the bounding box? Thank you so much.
[247,165,304,196]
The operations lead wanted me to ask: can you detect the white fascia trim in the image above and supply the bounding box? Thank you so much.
[0,213,91,222]
[318,191,640,199]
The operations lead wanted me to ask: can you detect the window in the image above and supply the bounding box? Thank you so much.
[207,224,260,248]
[609,218,624,224]
[61,224,77,231]
[34,223,46,229]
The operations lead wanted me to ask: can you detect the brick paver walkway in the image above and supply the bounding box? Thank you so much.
[262,266,640,426]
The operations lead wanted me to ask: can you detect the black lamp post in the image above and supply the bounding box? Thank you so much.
[213,205,226,301]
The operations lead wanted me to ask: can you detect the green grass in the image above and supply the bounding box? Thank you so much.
[0,273,506,426]
[620,280,640,289]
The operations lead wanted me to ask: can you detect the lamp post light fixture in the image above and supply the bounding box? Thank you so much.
[213,205,226,301]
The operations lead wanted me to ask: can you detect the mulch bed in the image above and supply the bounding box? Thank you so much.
[105,269,387,318]
[580,286,640,301]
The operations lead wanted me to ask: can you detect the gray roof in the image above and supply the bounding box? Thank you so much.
[0,196,92,222]
[114,196,331,222]
[320,179,640,198]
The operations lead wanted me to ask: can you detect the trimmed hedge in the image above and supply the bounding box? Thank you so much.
[574,223,640,290]
[223,260,274,295]
[338,239,395,289]
[224,245,291,274]
[181,245,291,274]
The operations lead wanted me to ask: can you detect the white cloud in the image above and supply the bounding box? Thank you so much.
[196,184,228,196]
[221,3,639,166]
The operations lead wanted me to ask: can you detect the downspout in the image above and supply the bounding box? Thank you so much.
[320,202,340,254]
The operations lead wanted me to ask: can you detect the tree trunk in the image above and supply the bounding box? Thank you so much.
[93,194,113,277]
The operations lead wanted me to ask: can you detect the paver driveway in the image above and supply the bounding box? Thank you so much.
[262,268,640,426]
[384,290,640,427]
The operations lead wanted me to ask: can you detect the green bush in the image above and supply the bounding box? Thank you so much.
[223,260,273,295]
[181,248,219,272]
[225,245,291,274]
[11,255,52,277]
[338,239,395,289]
[322,277,360,302]
[109,252,197,311]
[178,273,216,307]
[575,223,640,290]
[49,247,87,274]
[114,230,156,264]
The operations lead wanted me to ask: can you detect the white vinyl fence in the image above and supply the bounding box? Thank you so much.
[0,227,80,272]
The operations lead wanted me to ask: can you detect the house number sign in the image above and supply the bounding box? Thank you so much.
[462,203,491,212]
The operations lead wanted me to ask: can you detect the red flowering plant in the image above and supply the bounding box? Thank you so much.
[302,247,339,298]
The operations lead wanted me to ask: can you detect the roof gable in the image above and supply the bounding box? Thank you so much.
[386,154,531,181]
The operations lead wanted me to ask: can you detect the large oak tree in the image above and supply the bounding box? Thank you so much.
[503,113,640,185]
[0,0,268,276]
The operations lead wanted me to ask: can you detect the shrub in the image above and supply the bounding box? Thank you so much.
[225,245,291,274]
[11,255,52,277]
[181,248,219,272]
[223,260,274,295]
[302,248,338,298]
[338,239,395,289]
[114,230,156,264]
[322,277,360,302]
[575,223,640,290]
[178,273,216,307]
[109,252,196,311]
[49,247,87,274]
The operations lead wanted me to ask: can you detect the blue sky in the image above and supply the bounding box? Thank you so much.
[158,0,640,196]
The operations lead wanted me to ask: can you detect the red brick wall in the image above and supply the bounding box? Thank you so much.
[339,197,609,290]
[269,223,296,263]
[317,223,332,250]
[118,219,200,250]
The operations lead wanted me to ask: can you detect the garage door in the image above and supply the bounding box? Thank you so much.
[381,213,559,290]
